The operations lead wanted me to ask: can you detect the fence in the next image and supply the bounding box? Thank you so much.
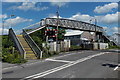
[99,43,109,49]
[42,40,70,52]
[81,42,109,50]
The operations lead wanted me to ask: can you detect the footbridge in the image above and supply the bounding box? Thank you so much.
[9,18,119,60]
[24,18,103,34]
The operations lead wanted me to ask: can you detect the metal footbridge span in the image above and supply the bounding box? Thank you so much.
[24,18,103,34]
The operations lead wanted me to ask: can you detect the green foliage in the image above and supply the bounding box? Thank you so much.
[30,28,46,49]
[70,45,82,51]
[58,28,66,41]
[109,45,120,49]
[108,42,120,49]
[2,35,27,64]
[42,43,59,59]
[2,52,27,64]
[2,35,13,48]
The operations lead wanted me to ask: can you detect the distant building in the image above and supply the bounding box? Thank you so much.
[64,31,95,46]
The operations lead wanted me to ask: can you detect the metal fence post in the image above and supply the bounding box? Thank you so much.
[40,51,43,59]
[24,52,26,59]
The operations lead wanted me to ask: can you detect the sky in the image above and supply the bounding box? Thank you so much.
[0,1,119,35]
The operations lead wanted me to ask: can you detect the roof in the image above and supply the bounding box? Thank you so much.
[80,38,89,41]
[65,30,83,36]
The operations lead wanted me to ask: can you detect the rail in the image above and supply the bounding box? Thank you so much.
[9,28,26,59]
[22,29,42,59]
[102,31,119,46]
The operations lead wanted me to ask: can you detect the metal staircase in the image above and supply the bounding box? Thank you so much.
[9,28,42,59]
[102,31,119,46]
[17,35,37,59]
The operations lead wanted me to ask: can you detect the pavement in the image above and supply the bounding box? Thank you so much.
[2,50,120,79]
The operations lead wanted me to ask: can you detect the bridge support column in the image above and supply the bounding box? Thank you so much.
[96,32,103,42]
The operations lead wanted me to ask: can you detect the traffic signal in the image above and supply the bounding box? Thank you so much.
[45,29,57,37]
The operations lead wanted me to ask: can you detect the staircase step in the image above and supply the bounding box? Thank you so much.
[26,51,34,53]
[26,53,36,56]
[24,48,32,51]
[26,57,37,60]
[17,35,37,60]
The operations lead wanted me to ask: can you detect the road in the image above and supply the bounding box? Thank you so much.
[2,50,120,79]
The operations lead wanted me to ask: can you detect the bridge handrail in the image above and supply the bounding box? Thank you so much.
[23,29,42,59]
[23,18,104,35]
[44,18,103,32]
[9,28,26,59]
[46,18,103,28]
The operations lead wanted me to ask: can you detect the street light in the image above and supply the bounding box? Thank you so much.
[90,18,97,42]
[2,19,5,35]
[9,15,15,29]
[56,6,59,52]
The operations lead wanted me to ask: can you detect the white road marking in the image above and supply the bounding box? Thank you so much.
[48,51,84,60]
[22,52,108,80]
[46,59,73,63]
[3,51,83,71]
[114,64,120,71]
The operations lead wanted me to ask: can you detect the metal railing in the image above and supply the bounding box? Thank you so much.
[22,29,42,59]
[9,28,26,59]
[23,19,46,34]
[102,31,119,46]
[23,18,104,35]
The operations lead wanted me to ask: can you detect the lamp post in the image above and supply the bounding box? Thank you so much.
[56,6,59,52]
[90,18,97,42]
[9,15,15,29]
[2,19,5,35]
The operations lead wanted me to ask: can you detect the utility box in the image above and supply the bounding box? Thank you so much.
[93,43,99,50]
[99,43,109,49]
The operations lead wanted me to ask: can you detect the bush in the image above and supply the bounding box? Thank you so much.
[42,47,59,59]
[2,50,27,64]
[2,35,27,64]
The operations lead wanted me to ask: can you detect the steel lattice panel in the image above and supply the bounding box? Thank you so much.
[44,18,103,32]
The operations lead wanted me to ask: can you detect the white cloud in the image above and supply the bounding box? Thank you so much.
[96,12,118,24]
[69,13,93,23]
[103,26,120,35]
[0,14,8,19]
[68,12,118,24]
[48,13,62,18]
[112,27,120,33]
[0,28,8,35]
[94,3,118,14]
[4,16,33,27]
[50,2,67,7]
[10,2,48,11]
[49,0,69,7]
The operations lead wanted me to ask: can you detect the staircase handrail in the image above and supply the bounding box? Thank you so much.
[102,31,118,46]
[22,29,42,59]
[9,28,26,59]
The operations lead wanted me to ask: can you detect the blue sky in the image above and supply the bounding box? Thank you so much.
[1,2,119,35]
